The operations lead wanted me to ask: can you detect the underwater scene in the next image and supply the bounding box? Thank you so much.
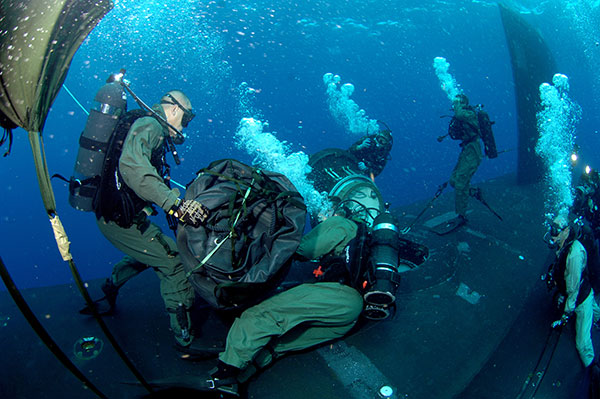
[2,0,600,398]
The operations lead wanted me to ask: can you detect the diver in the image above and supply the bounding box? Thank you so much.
[347,120,393,178]
[438,94,495,226]
[186,203,364,397]
[190,182,426,398]
[82,90,209,347]
[544,214,600,369]
[196,210,382,396]
[573,167,600,239]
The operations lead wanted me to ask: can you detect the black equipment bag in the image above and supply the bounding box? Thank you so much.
[177,159,307,310]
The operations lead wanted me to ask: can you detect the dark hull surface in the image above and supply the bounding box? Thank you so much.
[1,174,594,398]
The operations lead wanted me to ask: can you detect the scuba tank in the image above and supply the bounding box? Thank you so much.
[363,204,402,320]
[475,105,497,159]
[69,79,127,211]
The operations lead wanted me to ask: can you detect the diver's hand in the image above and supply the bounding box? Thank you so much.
[551,313,570,328]
[556,294,565,309]
[169,199,209,227]
[358,162,367,171]
[356,138,372,150]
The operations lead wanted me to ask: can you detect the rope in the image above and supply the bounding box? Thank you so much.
[62,84,89,116]
[0,256,108,399]
[28,130,153,393]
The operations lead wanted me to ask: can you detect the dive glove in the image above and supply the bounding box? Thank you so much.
[551,313,570,329]
[169,199,209,227]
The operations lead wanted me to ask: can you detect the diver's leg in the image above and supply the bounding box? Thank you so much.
[97,217,195,344]
[219,283,363,376]
[449,142,482,218]
[593,290,600,324]
[109,255,148,287]
[575,293,595,367]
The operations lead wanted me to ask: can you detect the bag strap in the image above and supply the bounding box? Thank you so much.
[186,177,256,278]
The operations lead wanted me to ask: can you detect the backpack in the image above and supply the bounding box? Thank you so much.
[448,107,497,159]
[177,159,307,310]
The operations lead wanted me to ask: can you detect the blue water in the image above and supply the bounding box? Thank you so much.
[2,0,600,289]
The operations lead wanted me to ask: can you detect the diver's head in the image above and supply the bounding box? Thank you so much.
[546,214,571,250]
[160,90,195,142]
[374,121,393,149]
[453,94,469,108]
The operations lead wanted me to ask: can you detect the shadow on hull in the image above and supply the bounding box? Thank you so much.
[499,4,557,185]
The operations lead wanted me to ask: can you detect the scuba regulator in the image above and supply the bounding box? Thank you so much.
[363,204,403,320]
[109,69,186,165]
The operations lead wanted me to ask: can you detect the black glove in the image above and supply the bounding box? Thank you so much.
[169,199,209,228]
[551,313,570,329]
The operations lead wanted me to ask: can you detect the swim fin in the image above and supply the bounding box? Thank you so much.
[124,373,242,398]
[430,215,466,235]
[78,296,115,316]
[175,341,225,361]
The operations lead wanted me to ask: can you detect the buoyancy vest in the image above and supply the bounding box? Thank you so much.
[448,106,497,158]
[309,221,371,291]
[448,106,480,143]
[93,109,168,228]
[552,239,592,308]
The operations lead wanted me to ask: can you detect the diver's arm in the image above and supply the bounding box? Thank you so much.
[119,117,180,211]
[564,241,587,313]
[296,216,358,260]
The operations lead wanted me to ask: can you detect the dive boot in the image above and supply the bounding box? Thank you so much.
[201,360,241,398]
[101,278,119,308]
[175,340,225,361]
[78,278,119,315]
[169,303,194,347]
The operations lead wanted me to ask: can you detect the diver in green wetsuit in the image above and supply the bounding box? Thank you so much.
[447,94,484,224]
[199,215,364,397]
[86,90,208,347]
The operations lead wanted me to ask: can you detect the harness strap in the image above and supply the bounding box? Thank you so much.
[186,178,255,277]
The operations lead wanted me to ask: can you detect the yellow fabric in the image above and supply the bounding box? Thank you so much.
[50,215,72,261]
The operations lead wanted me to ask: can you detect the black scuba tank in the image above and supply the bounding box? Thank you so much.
[363,206,402,320]
[476,108,497,159]
[69,81,127,211]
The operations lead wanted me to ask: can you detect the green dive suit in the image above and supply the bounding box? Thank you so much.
[449,104,483,218]
[96,106,194,329]
[219,216,364,381]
